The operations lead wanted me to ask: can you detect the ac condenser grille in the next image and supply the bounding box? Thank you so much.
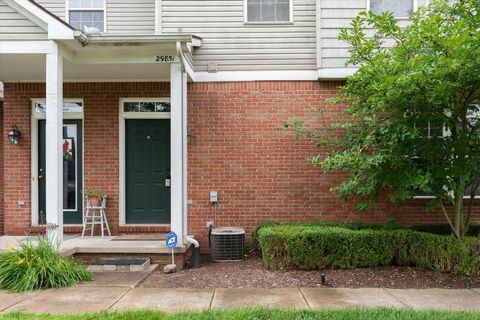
[210,227,245,262]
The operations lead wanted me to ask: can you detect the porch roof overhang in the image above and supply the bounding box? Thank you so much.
[0,33,201,82]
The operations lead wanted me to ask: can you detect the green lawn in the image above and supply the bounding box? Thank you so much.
[1,309,480,320]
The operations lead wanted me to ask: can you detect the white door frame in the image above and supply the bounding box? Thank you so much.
[30,99,84,226]
[118,98,171,226]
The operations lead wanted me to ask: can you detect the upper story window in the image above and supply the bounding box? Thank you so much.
[370,0,414,18]
[246,0,291,23]
[67,0,105,32]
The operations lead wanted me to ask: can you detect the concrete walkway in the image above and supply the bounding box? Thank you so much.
[0,272,479,314]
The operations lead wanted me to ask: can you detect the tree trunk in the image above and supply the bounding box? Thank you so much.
[453,189,464,238]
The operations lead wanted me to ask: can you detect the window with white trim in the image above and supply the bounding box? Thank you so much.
[370,0,414,18]
[68,0,105,32]
[123,101,171,113]
[246,0,291,23]
[414,120,480,198]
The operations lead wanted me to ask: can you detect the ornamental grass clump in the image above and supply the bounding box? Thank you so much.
[0,237,93,292]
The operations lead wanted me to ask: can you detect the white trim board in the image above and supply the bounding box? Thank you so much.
[30,98,84,227]
[194,70,318,82]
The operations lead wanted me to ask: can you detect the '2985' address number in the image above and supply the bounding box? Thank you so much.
[155,55,175,62]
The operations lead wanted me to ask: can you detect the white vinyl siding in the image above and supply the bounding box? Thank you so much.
[0,0,47,39]
[318,0,428,69]
[35,0,66,19]
[162,0,316,72]
[34,0,156,34]
[107,0,155,34]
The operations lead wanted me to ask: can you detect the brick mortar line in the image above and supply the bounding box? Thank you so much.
[107,287,133,311]
[298,287,312,310]
[382,288,410,308]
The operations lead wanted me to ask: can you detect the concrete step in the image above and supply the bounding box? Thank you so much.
[88,257,151,272]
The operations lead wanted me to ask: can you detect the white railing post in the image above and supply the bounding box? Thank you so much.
[45,41,64,243]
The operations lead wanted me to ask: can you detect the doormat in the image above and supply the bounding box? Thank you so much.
[111,233,167,241]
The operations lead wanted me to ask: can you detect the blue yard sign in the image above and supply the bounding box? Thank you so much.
[166,231,177,249]
[166,231,177,266]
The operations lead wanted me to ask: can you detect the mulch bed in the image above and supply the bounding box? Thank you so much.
[139,256,480,289]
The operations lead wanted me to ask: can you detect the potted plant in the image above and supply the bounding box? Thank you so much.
[84,188,108,207]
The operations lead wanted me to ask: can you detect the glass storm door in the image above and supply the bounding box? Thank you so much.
[38,120,83,224]
[125,119,171,224]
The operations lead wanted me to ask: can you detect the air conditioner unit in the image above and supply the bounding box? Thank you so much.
[210,227,245,262]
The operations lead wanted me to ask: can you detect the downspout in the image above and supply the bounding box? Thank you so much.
[176,42,200,268]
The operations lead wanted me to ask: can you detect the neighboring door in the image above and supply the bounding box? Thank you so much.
[125,119,171,224]
[38,120,83,224]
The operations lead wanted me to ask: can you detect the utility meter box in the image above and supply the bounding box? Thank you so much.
[210,191,218,203]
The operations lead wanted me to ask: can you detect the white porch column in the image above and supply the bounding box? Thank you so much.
[45,42,64,242]
[170,62,186,246]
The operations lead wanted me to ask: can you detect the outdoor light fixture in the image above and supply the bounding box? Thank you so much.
[7,125,21,145]
[187,128,193,144]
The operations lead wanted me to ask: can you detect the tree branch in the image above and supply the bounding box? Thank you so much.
[440,200,461,239]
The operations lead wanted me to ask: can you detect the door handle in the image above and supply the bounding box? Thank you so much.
[38,175,44,180]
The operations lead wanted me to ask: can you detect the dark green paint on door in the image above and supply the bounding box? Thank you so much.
[38,120,83,225]
[126,119,171,224]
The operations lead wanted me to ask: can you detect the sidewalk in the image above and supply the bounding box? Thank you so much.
[0,272,479,314]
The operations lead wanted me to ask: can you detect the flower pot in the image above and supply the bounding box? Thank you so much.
[89,197,101,207]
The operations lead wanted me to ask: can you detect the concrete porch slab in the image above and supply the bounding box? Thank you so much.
[301,288,404,309]
[5,286,130,314]
[472,288,480,294]
[211,288,308,310]
[111,288,214,312]
[60,236,190,255]
[0,291,37,312]
[386,289,480,311]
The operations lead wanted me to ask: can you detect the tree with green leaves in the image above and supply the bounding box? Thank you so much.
[286,0,480,240]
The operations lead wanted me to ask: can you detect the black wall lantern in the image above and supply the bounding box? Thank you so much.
[187,128,193,144]
[8,125,21,145]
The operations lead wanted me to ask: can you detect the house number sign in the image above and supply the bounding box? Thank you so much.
[155,55,175,62]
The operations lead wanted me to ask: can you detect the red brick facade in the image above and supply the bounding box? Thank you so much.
[1,81,478,249]
[0,100,3,235]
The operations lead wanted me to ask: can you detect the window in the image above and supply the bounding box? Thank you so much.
[123,101,171,113]
[370,0,414,18]
[414,120,480,198]
[35,101,83,113]
[67,0,105,32]
[246,0,291,23]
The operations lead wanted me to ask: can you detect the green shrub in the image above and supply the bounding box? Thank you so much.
[409,224,480,236]
[252,221,480,252]
[251,220,389,252]
[0,237,93,292]
[258,225,480,275]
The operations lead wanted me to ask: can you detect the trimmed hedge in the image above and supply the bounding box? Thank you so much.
[252,221,480,251]
[258,225,480,275]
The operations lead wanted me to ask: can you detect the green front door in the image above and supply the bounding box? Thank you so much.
[126,119,171,224]
[38,120,83,224]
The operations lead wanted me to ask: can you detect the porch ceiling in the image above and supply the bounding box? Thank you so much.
[0,54,171,82]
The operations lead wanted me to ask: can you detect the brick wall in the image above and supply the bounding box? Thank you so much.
[0,100,3,235]
[2,83,170,235]
[186,81,480,249]
[2,81,478,249]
